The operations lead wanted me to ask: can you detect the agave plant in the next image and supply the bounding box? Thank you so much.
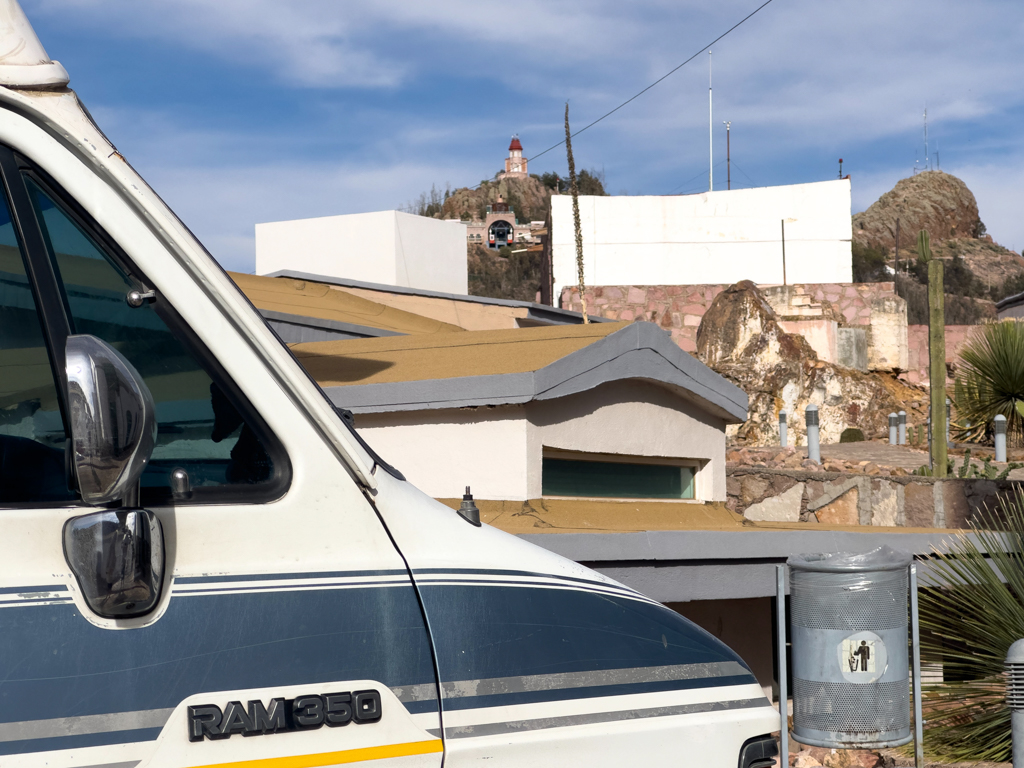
[952,319,1024,446]
[918,491,1024,762]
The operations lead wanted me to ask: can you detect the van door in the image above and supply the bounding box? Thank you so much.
[0,145,442,768]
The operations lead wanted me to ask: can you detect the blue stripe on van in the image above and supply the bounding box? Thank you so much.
[173,569,408,585]
[0,584,438,740]
[419,585,755,706]
[439,675,758,712]
[0,728,163,756]
[0,584,67,595]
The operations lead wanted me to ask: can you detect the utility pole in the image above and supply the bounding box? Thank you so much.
[781,219,787,286]
[895,218,901,276]
[708,50,713,192]
[924,107,929,172]
[723,121,731,190]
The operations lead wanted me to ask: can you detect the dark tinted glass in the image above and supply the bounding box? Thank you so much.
[542,457,695,499]
[0,192,74,503]
[27,179,275,501]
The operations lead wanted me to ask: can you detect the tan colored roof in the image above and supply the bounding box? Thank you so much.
[291,322,627,388]
[434,497,964,536]
[229,272,465,335]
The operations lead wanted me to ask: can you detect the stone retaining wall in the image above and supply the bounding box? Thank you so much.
[727,466,1018,528]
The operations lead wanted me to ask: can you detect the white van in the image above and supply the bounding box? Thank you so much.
[0,3,779,766]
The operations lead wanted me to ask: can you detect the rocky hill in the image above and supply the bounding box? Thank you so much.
[442,174,552,223]
[853,170,1024,292]
[853,171,982,249]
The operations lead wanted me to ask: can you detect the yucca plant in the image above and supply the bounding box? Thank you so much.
[952,320,1024,446]
[918,491,1024,762]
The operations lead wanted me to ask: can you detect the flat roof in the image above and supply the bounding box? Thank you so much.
[292,322,622,386]
[295,321,749,422]
[430,496,969,601]
[264,269,612,325]
[230,272,464,336]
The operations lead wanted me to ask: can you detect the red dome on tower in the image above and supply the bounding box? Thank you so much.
[509,136,523,151]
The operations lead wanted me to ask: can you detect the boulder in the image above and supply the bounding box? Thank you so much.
[697,281,918,446]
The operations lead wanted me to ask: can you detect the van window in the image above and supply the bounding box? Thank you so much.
[26,178,280,502]
[0,191,75,503]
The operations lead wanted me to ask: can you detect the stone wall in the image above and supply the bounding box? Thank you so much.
[901,324,975,387]
[561,282,898,355]
[727,465,1015,528]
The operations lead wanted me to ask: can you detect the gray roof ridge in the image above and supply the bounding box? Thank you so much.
[264,269,612,322]
[533,322,747,422]
[325,321,748,422]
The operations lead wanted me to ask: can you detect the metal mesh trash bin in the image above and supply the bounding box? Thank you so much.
[788,546,913,749]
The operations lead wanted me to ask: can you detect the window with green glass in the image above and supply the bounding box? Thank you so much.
[542,457,695,499]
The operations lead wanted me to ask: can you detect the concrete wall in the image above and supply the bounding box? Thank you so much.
[902,324,975,387]
[255,210,468,294]
[355,380,728,501]
[551,180,852,299]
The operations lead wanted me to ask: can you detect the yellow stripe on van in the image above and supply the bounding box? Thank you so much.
[189,738,444,768]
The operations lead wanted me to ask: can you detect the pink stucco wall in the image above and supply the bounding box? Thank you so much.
[560,282,896,353]
[901,325,975,386]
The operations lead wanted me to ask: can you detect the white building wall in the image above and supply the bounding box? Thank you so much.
[355,380,727,502]
[255,210,468,294]
[552,180,852,299]
[355,407,531,500]
[527,381,728,501]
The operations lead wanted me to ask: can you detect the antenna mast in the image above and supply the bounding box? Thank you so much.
[708,50,713,192]
[924,107,929,171]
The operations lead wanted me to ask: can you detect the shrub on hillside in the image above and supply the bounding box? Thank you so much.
[468,244,541,302]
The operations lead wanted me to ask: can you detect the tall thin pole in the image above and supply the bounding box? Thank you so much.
[911,563,924,768]
[895,217,901,276]
[924,107,929,172]
[781,219,787,285]
[776,565,789,768]
[708,50,713,192]
[724,121,731,190]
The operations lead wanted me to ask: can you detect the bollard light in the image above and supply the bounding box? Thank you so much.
[1006,638,1024,768]
[806,404,820,464]
[996,414,1008,464]
[889,413,898,445]
[898,411,907,445]
[780,409,788,448]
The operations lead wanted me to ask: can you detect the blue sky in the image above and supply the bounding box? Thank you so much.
[23,0,1024,272]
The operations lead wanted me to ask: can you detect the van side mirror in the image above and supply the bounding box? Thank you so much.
[63,334,163,618]
[65,334,156,504]
[63,509,164,618]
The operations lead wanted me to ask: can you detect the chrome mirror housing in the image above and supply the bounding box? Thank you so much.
[65,334,157,504]
[63,509,164,618]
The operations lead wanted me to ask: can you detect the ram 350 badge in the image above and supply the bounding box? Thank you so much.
[187,690,382,741]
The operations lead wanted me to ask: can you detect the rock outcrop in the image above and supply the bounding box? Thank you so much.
[852,170,981,251]
[697,281,925,446]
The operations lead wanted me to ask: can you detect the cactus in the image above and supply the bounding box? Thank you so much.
[917,229,932,262]
[929,255,948,476]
